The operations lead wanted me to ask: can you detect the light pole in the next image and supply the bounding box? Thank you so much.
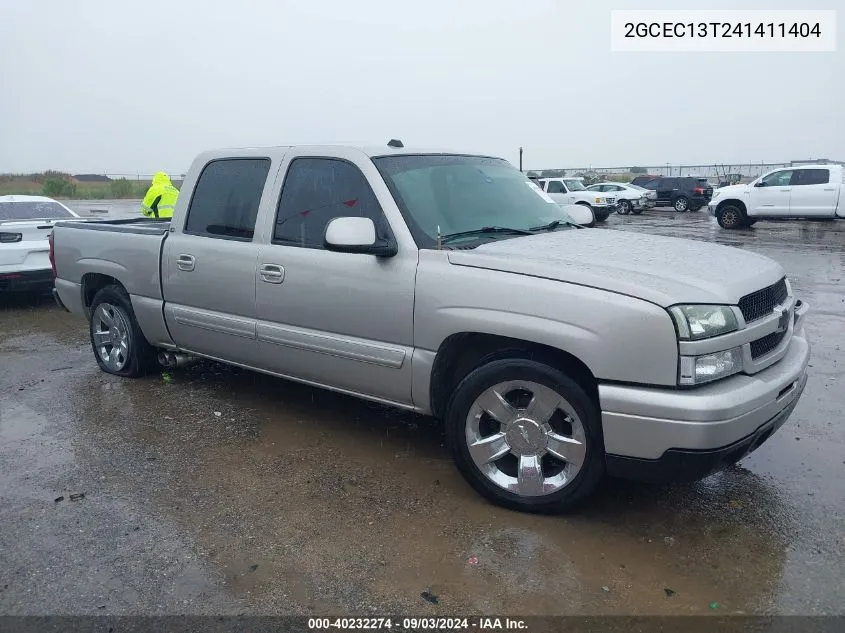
[519,147,523,173]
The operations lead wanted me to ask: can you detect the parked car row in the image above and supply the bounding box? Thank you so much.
[528,176,618,222]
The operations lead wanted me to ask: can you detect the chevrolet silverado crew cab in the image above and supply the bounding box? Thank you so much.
[51,143,810,513]
[709,164,844,229]
[533,177,617,222]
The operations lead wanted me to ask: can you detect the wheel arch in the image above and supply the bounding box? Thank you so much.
[428,332,598,420]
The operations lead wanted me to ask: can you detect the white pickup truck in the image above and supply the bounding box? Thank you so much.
[532,177,617,222]
[709,164,845,229]
[50,142,810,513]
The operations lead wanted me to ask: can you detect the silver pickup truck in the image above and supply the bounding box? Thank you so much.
[51,143,810,513]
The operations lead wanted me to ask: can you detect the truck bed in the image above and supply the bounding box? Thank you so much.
[52,217,171,307]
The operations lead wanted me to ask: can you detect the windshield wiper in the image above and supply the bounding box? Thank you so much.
[439,226,534,246]
[528,219,580,231]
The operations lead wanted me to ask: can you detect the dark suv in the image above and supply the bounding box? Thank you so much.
[630,176,713,212]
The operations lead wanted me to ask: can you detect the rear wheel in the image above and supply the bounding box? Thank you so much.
[617,199,632,215]
[716,204,746,229]
[445,358,604,513]
[673,196,689,212]
[89,285,158,377]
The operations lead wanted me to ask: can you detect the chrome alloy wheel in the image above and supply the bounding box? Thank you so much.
[465,380,587,497]
[92,302,131,372]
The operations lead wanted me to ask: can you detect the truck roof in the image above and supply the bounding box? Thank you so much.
[193,144,501,161]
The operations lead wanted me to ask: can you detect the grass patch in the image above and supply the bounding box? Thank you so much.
[0,172,181,200]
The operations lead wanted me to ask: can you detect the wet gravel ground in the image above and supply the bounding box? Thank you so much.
[0,210,843,616]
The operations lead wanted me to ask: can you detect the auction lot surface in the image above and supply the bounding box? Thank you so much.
[1,211,843,616]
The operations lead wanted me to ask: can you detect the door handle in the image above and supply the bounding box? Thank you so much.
[823,188,835,191]
[259,263,285,284]
[176,254,195,271]
[779,189,791,192]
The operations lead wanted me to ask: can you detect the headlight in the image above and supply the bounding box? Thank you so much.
[679,347,743,385]
[594,197,604,204]
[669,305,738,340]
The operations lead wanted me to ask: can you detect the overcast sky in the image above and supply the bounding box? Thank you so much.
[1,0,842,174]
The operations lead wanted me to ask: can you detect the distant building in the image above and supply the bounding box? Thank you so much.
[73,174,112,182]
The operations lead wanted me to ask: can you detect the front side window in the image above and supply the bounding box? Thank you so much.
[184,158,270,240]
[760,170,793,187]
[372,154,579,249]
[273,158,387,248]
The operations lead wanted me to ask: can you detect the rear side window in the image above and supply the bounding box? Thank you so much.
[546,181,566,194]
[0,200,74,220]
[273,158,386,249]
[662,178,678,189]
[184,158,271,240]
[791,169,830,186]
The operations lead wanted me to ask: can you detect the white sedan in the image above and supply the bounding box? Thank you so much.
[0,195,79,292]
[586,182,656,215]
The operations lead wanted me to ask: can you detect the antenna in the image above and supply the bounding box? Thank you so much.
[387,139,404,148]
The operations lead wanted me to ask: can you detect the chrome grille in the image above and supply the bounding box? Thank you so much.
[738,278,788,323]
[606,197,616,204]
[750,330,787,359]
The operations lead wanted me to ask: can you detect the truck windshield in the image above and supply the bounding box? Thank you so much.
[372,155,577,248]
[562,179,587,191]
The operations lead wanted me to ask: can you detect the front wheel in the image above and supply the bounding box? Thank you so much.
[617,199,632,215]
[445,358,605,513]
[89,285,158,377]
[716,205,746,229]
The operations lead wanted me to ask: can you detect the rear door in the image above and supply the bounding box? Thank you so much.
[788,168,836,217]
[656,178,677,206]
[162,156,274,366]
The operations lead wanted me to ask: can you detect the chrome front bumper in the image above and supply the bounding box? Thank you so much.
[599,326,810,461]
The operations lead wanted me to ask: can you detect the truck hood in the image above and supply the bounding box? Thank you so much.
[712,184,748,196]
[446,229,784,307]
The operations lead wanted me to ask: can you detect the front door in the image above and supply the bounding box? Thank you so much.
[749,169,793,216]
[789,168,837,217]
[254,156,417,405]
[162,157,273,366]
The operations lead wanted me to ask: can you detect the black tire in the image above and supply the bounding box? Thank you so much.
[89,285,158,377]
[673,196,690,212]
[716,204,746,229]
[445,358,605,514]
[617,199,632,215]
[590,206,611,222]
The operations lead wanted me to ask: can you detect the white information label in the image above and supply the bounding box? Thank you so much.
[611,10,837,52]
